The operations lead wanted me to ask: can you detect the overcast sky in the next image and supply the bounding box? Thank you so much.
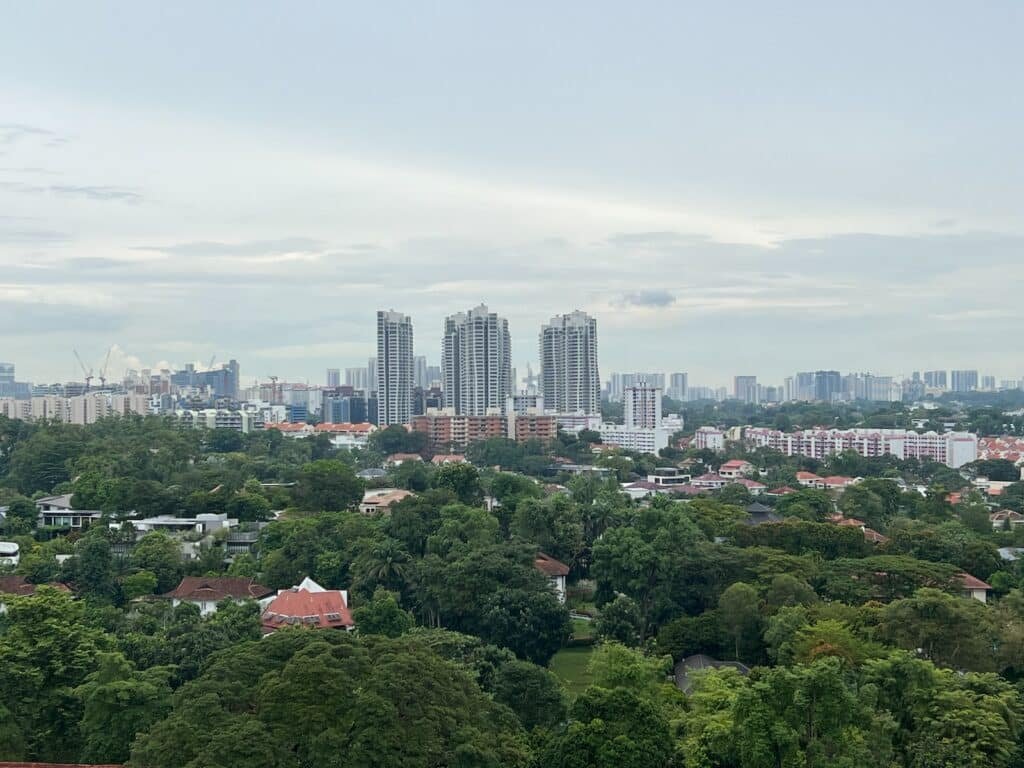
[1,2,1022,388]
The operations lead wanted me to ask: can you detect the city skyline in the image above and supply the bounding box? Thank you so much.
[2,4,1023,382]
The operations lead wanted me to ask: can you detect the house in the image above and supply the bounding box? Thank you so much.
[357,468,388,481]
[718,459,755,479]
[766,486,798,497]
[261,577,354,633]
[622,481,662,500]
[990,509,1024,530]
[673,654,750,695]
[829,515,889,544]
[727,478,767,495]
[431,454,467,465]
[385,453,423,466]
[163,576,273,616]
[958,572,992,603]
[743,502,781,526]
[796,471,824,489]
[691,473,729,490]
[34,494,105,530]
[667,484,707,497]
[646,467,693,487]
[0,541,19,567]
[534,552,570,603]
[359,488,413,515]
[823,475,857,490]
[0,576,71,613]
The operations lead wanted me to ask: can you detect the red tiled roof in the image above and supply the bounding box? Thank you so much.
[534,552,570,577]
[164,577,272,602]
[823,475,855,486]
[386,453,423,462]
[0,576,70,596]
[264,422,308,432]
[720,460,751,469]
[731,478,766,489]
[431,454,467,464]
[315,422,374,433]
[796,471,822,481]
[261,588,353,631]
[958,572,992,591]
[767,486,798,495]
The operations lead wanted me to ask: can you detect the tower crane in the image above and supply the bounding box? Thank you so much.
[73,349,94,391]
[98,346,113,387]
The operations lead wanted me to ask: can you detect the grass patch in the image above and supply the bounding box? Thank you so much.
[548,646,595,698]
[571,617,594,640]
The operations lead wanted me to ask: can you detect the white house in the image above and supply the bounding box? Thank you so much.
[534,553,569,603]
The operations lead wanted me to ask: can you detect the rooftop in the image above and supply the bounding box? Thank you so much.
[164,576,272,602]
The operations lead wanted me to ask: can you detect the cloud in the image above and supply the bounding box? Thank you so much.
[134,237,327,258]
[0,181,141,203]
[0,227,71,244]
[621,289,676,307]
[0,123,68,147]
[0,301,126,335]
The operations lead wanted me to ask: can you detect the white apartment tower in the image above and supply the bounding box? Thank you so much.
[376,310,414,425]
[623,383,662,429]
[539,311,600,415]
[442,304,512,416]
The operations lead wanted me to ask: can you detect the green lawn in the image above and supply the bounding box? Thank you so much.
[548,646,595,697]
[570,617,594,640]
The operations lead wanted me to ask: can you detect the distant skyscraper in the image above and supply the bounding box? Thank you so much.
[442,304,512,416]
[624,384,662,428]
[326,368,341,387]
[923,370,948,389]
[734,375,758,404]
[0,363,13,385]
[376,310,414,426]
[951,369,978,393]
[425,365,442,387]
[539,311,600,415]
[668,373,688,401]
[367,357,378,392]
[981,375,996,391]
[414,356,429,388]
[344,367,369,390]
[813,370,842,402]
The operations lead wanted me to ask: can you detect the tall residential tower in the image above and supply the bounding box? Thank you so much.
[539,310,600,415]
[442,304,512,415]
[376,310,414,425]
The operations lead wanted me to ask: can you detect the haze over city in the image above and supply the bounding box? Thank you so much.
[3,2,1023,383]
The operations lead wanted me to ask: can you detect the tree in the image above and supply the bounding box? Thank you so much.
[0,587,109,762]
[368,424,427,456]
[718,582,762,662]
[879,588,999,671]
[594,595,643,647]
[65,530,118,603]
[492,660,567,731]
[120,570,159,600]
[131,633,533,768]
[764,573,818,611]
[538,686,674,768]
[2,495,37,535]
[206,428,245,453]
[226,491,273,522]
[293,459,364,512]
[430,462,484,506]
[352,589,415,637]
[480,587,570,665]
[74,652,173,764]
[131,532,184,593]
[775,488,834,522]
[510,494,584,569]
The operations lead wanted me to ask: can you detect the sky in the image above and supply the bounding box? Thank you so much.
[1,2,1022,388]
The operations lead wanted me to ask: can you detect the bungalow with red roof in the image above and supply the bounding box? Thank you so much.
[823,476,858,490]
[958,572,993,603]
[261,577,354,633]
[386,453,423,466]
[766,485,798,497]
[359,488,413,515]
[991,509,1024,530]
[718,459,755,479]
[431,454,467,465]
[163,576,273,617]
[728,478,767,495]
[534,553,570,603]
[0,576,71,613]
[691,473,729,490]
[796,471,824,489]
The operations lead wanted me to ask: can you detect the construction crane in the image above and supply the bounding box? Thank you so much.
[98,346,113,387]
[206,354,216,371]
[73,349,94,391]
[268,375,280,404]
